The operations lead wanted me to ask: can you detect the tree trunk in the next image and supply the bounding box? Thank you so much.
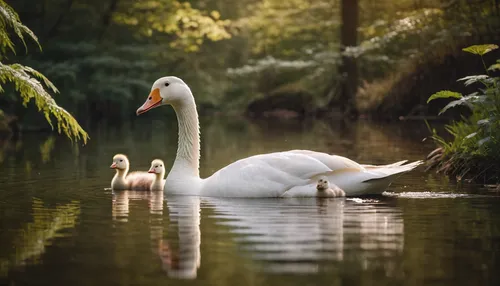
[45,0,74,40]
[99,0,120,40]
[337,0,359,117]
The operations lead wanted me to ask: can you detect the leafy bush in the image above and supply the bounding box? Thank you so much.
[427,44,500,182]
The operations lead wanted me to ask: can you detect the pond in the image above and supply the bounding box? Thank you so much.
[1,116,499,286]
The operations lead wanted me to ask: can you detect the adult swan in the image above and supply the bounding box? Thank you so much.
[136,76,422,197]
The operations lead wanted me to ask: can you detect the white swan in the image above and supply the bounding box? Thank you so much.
[316,176,345,198]
[136,76,422,197]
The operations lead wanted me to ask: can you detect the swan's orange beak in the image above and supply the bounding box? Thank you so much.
[137,88,162,115]
[110,163,117,169]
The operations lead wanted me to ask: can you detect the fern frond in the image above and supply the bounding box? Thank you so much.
[0,62,88,144]
[0,0,41,53]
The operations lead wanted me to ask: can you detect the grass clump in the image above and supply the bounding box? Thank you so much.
[427,44,500,183]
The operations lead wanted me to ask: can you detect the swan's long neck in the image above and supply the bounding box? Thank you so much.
[171,98,200,178]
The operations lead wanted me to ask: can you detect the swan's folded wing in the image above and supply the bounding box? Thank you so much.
[202,152,334,197]
[288,150,365,171]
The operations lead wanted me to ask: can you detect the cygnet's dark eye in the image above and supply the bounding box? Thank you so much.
[165,82,169,87]
[160,165,162,167]
[120,159,123,162]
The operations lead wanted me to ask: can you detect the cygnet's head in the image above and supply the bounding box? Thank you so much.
[316,176,330,190]
[136,76,192,115]
[148,159,165,175]
[110,154,129,170]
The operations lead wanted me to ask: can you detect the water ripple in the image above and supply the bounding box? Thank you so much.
[383,191,474,199]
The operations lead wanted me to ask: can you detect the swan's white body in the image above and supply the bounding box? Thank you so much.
[136,76,422,197]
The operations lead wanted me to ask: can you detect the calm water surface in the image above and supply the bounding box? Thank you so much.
[1,116,499,286]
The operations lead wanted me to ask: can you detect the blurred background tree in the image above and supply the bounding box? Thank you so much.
[1,0,499,130]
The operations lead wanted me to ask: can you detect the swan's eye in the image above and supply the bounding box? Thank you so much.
[148,96,152,100]
[165,82,169,87]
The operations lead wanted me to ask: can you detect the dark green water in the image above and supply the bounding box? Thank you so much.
[1,117,499,286]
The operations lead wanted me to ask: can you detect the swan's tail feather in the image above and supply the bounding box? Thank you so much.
[362,160,423,182]
[362,160,408,169]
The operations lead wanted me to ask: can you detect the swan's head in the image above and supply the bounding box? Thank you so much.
[148,159,165,175]
[317,176,330,191]
[136,76,192,115]
[110,154,129,170]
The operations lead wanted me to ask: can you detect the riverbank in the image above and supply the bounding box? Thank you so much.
[424,44,500,184]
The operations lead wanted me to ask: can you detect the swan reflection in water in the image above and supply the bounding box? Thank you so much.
[206,197,404,274]
[111,192,404,278]
[111,191,200,279]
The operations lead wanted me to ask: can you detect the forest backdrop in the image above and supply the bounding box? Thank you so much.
[1,0,499,131]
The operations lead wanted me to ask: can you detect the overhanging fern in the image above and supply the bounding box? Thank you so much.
[0,0,88,143]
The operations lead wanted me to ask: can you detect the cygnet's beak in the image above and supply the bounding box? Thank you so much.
[137,88,162,115]
[110,163,117,169]
[148,168,155,174]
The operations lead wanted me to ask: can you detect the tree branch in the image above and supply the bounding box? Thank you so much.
[45,0,74,40]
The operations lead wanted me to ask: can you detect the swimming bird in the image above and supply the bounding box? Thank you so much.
[148,159,166,191]
[110,154,155,190]
[136,76,422,197]
[316,176,345,197]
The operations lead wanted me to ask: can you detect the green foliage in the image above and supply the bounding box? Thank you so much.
[488,61,500,71]
[462,44,499,56]
[438,93,483,115]
[5,0,237,116]
[0,0,88,143]
[5,0,500,118]
[112,0,231,52]
[427,90,463,103]
[427,44,500,182]
[229,0,500,108]
[0,0,39,55]
[0,62,88,143]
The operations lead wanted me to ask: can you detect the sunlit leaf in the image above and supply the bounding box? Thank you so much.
[0,0,88,144]
[0,62,89,144]
[0,0,41,53]
[478,136,491,146]
[427,90,462,103]
[438,95,483,115]
[457,75,489,86]
[464,132,477,139]
[477,118,490,126]
[462,44,499,56]
[488,63,500,71]
[210,10,220,20]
